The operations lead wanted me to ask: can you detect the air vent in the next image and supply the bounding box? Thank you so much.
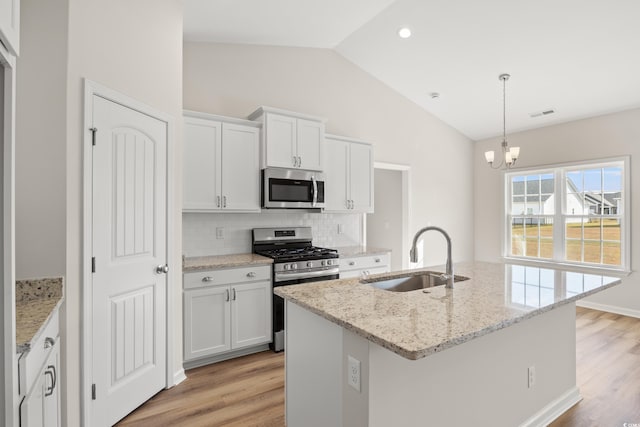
[530,109,555,118]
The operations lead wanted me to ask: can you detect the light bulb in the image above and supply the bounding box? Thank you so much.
[505,151,513,164]
[510,146,520,160]
[484,151,495,163]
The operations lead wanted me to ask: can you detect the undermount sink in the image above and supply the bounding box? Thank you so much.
[363,271,470,292]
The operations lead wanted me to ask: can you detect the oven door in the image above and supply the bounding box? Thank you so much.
[271,270,338,352]
[263,168,325,209]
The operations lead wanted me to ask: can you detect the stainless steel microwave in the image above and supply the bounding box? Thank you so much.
[262,168,325,209]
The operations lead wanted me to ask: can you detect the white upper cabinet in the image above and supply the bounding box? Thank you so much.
[183,112,260,212]
[249,107,325,171]
[296,119,323,171]
[221,123,260,211]
[264,113,296,168]
[324,134,374,213]
[349,141,374,211]
[0,0,19,55]
[183,117,222,211]
[324,137,349,211]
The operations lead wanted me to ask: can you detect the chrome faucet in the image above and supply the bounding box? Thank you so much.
[409,226,454,288]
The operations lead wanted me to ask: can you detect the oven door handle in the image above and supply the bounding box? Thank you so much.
[311,176,318,207]
[275,267,339,282]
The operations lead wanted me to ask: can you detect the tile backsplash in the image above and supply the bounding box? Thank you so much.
[183,211,363,256]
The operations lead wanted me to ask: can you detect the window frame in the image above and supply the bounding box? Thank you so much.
[503,156,630,275]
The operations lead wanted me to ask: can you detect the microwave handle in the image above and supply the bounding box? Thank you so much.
[311,176,318,207]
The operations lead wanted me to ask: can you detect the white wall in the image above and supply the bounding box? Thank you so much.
[475,107,640,316]
[64,1,183,425]
[183,212,361,257]
[183,42,475,266]
[15,0,68,279]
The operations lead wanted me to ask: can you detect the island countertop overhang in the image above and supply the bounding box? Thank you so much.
[274,261,621,360]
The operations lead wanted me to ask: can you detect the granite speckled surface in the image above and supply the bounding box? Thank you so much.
[183,253,273,272]
[336,246,391,258]
[275,261,622,360]
[16,277,64,353]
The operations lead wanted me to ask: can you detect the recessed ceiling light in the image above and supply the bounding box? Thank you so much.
[398,27,412,39]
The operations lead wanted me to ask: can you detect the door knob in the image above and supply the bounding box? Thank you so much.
[156,264,169,274]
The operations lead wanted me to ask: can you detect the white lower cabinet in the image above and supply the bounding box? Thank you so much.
[19,311,60,427]
[184,265,272,363]
[339,253,390,279]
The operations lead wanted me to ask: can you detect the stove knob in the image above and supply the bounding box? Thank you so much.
[307,261,313,268]
[284,264,290,271]
[291,263,298,270]
[326,259,332,266]
[321,260,326,266]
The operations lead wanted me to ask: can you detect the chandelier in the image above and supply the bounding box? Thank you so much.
[484,73,520,169]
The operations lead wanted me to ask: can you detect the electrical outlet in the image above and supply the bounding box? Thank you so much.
[528,366,536,388]
[348,355,361,392]
[216,227,224,239]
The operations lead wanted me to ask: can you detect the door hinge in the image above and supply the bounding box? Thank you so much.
[90,127,97,146]
[92,383,96,400]
[91,257,96,273]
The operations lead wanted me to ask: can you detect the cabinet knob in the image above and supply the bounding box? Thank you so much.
[349,261,355,266]
[202,276,214,282]
[156,264,169,274]
[375,258,381,263]
[44,337,56,349]
[247,272,256,278]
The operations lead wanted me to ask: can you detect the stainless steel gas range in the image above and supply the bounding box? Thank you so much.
[252,227,339,351]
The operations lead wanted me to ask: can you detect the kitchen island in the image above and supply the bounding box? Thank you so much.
[275,261,621,427]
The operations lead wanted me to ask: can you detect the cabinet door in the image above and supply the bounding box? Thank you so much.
[183,118,222,210]
[265,113,296,168]
[323,138,349,212]
[20,372,45,427]
[349,142,374,213]
[231,281,272,349]
[184,287,231,361]
[43,343,60,427]
[0,0,20,55]
[296,119,324,171]
[221,123,260,211]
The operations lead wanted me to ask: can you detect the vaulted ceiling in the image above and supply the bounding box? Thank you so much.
[184,0,640,141]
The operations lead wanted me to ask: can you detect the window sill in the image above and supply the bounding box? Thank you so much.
[501,256,631,278]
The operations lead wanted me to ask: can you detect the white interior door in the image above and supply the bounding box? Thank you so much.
[91,95,167,426]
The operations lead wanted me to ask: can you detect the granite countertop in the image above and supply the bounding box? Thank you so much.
[335,246,391,258]
[16,277,64,354]
[183,253,273,272]
[275,261,621,360]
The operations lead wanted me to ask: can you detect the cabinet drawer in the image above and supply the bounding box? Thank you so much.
[339,253,390,272]
[19,309,59,395]
[184,265,271,289]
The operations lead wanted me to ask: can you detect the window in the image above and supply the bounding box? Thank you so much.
[505,158,629,272]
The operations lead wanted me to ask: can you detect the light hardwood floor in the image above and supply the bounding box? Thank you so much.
[117,307,640,426]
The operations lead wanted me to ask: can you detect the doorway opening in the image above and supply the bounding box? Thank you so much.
[366,163,411,271]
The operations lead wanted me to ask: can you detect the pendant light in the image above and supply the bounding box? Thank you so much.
[485,73,520,169]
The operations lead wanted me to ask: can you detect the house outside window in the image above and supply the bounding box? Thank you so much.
[505,158,629,273]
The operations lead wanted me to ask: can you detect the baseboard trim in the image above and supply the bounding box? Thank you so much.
[172,368,187,387]
[183,344,271,370]
[577,300,640,319]
[519,387,582,427]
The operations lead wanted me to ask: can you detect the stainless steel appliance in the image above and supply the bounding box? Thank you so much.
[252,227,339,351]
[262,168,325,209]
